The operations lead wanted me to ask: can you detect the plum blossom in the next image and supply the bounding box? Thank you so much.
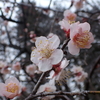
[0,61,7,69]
[74,0,86,9]
[63,10,77,22]
[59,19,70,37]
[37,79,56,100]
[0,77,22,99]
[12,62,21,71]
[59,10,77,37]
[31,35,63,72]
[1,67,10,74]
[71,66,88,82]
[26,64,37,76]
[48,58,69,83]
[68,22,94,55]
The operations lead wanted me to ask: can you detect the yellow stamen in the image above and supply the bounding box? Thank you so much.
[6,83,19,93]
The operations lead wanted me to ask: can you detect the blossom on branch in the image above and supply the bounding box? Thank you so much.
[12,62,21,71]
[0,61,7,69]
[31,35,63,72]
[37,79,56,100]
[59,10,77,37]
[63,10,77,22]
[48,58,69,83]
[68,22,94,55]
[0,77,22,99]
[59,19,70,37]
[71,66,88,82]
[26,64,37,76]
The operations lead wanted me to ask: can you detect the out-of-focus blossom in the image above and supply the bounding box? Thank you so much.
[12,62,21,71]
[0,61,7,69]
[68,22,94,55]
[29,31,37,43]
[31,35,63,72]
[5,7,10,13]
[37,79,56,100]
[26,64,37,76]
[1,68,10,74]
[63,10,77,22]
[71,66,88,82]
[24,28,28,33]
[59,10,77,37]
[97,15,100,20]
[0,77,22,99]
[74,0,83,9]
[48,58,69,83]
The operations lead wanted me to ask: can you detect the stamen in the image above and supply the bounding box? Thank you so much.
[73,31,90,48]
[6,83,19,93]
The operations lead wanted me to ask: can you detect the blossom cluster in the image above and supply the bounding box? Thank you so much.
[30,10,94,99]
[0,9,94,99]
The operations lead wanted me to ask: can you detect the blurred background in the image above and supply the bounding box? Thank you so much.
[0,0,100,100]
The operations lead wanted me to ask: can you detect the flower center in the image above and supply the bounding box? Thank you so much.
[75,72,82,77]
[38,47,53,59]
[45,87,52,92]
[6,83,19,93]
[67,15,75,21]
[73,30,90,48]
[64,29,70,37]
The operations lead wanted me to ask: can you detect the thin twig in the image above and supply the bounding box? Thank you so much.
[25,72,46,100]
[25,90,100,100]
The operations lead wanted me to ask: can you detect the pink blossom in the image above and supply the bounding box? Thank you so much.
[74,0,84,9]
[48,58,69,82]
[37,79,56,99]
[0,77,22,99]
[31,35,63,72]
[0,61,7,69]
[68,22,94,55]
[12,62,21,71]
[59,19,70,37]
[5,7,10,13]
[26,64,37,76]
[1,68,10,74]
[63,10,77,22]
[71,66,88,82]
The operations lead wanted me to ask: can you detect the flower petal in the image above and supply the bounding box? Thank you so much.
[79,22,90,32]
[88,32,94,43]
[35,36,48,49]
[68,41,80,55]
[48,35,60,49]
[38,59,52,72]
[60,58,69,69]
[47,70,55,79]
[5,77,19,86]
[50,49,63,65]
[0,83,6,96]
[59,19,70,31]
[31,49,39,64]
[70,22,80,39]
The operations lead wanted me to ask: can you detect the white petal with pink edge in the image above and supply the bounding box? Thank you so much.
[79,22,90,32]
[38,59,52,72]
[60,58,69,69]
[50,49,63,65]
[68,41,80,55]
[48,35,60,49]
[35,36,48,49]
